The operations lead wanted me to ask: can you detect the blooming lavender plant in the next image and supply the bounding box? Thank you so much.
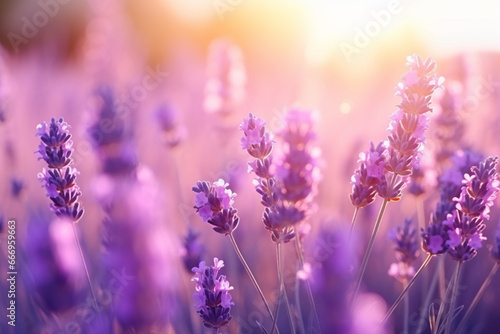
[36,117,84,221]
[388,219,420,283]
[192,258,234,331]
[192,179,239,235]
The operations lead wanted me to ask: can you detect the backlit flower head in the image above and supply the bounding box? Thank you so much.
[193,179,239,235]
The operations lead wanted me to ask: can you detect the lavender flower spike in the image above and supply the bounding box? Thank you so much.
[193,179,239,235]
[36,117,84,222]
[388,219,420,283]
[192,258,234,329]
[446,156,500,262]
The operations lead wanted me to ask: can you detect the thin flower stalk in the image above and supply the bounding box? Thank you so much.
[192,179,278,332]
[36,118,103,330]
[351,55,443,305]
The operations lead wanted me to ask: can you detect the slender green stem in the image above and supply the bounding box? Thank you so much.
[277,243,296,333]
[294,234,320,333]
[228,233,278,333]
[72,223,104,331]
[433,259,459,334]
[348,207,360,244]
[351,197,389,308]
[272,243,282,334]
[445,261,463,334]
[456,262,499,333]
[417,255,445,334]
[380,254,433,325]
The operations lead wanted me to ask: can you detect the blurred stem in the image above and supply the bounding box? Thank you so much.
[72,223,104,332]
[351,196,390,309]
[404,281,409,334]
[456,262,499,333]
[277,242,296,334]
[433,258,458,334]
[445,261,462,334]
[380,254,433,325]
[348,207,360,244]
[294,234,320,333]
[417,255,445,334]
[228,232,279,334]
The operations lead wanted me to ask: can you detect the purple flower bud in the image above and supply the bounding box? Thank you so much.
[192,258,234,329]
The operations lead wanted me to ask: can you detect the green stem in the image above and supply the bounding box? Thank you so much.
[277,243,296,333]
[456,262,499,333]
[445,261,463,334]
[348,207,360,244]
[351,197,389,308]
[380,254,433,325]
[72,223,104,332]
[433,259,458,334]
[294,234,320,333]
[228,232,278,333]
[416,255,445,334]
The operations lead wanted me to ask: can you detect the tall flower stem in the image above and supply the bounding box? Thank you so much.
[417,255,445,334]
[456,262,499,333]
[294,235,320,332]
[228,232,279,333]
[351,197,390,308]
[72,223,104,331]
[433,260,460,334]
[403,280,409,334]
[445,261,463,334]
[348,207,360,243]
[380,254,433,325]
[277,242,295,333]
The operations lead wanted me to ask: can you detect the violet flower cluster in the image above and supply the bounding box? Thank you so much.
[192,258,234,330]
[422,156,500,260]
[388,219,420,282]
[193,179,239,235]
[36,117,84,222]
[351,54,443,206]
[240,110,320,243]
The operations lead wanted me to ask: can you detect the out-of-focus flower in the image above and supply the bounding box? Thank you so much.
[181,228,205,273]
[154,102,187,147]
[192,179,239,235]
[101,166,176,330]
[36,117,84,222]
[388,219,419,282]
[445,156,500,262]
[24,215,85,312]
[87,85,137,175]
[204,38,246,116]
[490,222,500,263]
[191,258,234,329]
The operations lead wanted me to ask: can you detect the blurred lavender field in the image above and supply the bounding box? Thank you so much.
[1,1,500,333]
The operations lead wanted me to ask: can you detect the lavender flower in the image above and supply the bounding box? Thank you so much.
[490,223,500,263]
[204,38,246,116]
[24,215,85,312]
[192,258,234,330]
[154,102,186,147]
[181,228,206,273]
[445,156,500,262]
[350,141,386,208]
[36,117,84,221]
[240,110,320,243]
[192,179,239,235]
[388,219,419,282]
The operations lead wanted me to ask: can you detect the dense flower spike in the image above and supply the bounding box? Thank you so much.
[181,228,206,273]
[154,102,187,147]
[490,223,500,263]
[445,156,500,262]
[240,110,321,243]
[350,141,387,208]
[36,118,84,221]
[193,179,239,235]
[192,258,234,329]
[388,219,420,282]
